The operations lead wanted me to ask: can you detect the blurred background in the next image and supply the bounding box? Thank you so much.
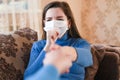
[0,0,120,46]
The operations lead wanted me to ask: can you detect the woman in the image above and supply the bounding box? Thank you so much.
[24,1,93,80]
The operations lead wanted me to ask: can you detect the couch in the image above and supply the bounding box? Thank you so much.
[0,28,119,80]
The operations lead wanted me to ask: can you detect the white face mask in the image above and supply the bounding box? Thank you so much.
[44,20,68,38]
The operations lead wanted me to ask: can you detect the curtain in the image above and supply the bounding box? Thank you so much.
[0,0,42,39]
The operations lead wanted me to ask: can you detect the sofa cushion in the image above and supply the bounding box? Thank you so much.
[0,28,38,80]
[85,44,120,80]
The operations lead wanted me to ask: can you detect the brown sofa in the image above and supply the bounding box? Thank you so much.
[0,28,119,80]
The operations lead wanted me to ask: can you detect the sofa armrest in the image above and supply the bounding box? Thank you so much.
[85,44,120,80]
[95,52,119,80]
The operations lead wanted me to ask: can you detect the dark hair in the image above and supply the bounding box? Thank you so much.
[42,1,82,39]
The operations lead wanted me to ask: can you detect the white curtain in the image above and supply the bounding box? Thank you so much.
[0,0,41,38]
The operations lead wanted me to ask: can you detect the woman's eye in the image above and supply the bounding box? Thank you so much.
[46,19,51,21]
[57,19,64,21]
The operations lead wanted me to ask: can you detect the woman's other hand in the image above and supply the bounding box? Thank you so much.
[43,44,72,74]
[43,30,59,52]
[50,44,77,61]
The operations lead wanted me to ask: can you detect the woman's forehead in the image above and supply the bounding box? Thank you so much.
[45,8,66,18]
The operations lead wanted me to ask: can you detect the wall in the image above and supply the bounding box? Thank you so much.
[81,0,120,46]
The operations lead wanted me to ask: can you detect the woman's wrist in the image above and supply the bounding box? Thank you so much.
[70,47,77,61]
[43,43,51,52]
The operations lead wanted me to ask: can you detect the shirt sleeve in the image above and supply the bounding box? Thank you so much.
[25,65,60,80]
[74,39,93,67]
[24,41,46,79]
[27,41,45,67]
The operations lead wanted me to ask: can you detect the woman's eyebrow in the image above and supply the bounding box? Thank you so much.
[56,16,64,18]
[45,16,64,20]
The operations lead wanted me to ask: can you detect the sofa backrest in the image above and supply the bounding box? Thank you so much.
[0,28,38,80]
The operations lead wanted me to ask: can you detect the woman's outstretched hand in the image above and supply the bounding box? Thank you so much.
[43,44,77,74]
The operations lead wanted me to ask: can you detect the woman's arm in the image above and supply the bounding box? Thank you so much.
[73,39,93,67]
[59,39,93,67]
[24,41,46,79]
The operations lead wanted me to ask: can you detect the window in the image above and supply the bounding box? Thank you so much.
[0,0,41,38]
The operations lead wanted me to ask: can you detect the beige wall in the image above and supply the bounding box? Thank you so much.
[81,0,120,46]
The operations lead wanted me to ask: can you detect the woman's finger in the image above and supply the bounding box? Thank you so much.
[50,44,61,51]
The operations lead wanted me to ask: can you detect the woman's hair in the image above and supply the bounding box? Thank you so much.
[42,1,82,39]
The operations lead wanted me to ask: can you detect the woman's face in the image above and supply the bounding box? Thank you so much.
[44,7,70,28]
